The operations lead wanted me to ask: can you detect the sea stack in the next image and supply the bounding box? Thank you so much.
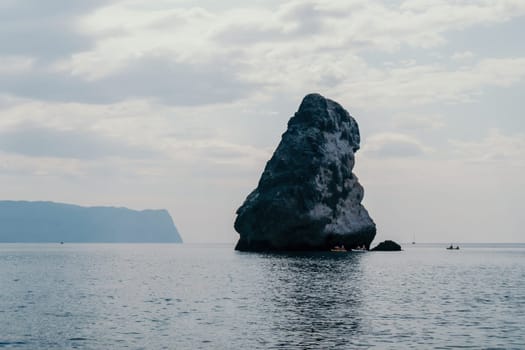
[234,93,376,251]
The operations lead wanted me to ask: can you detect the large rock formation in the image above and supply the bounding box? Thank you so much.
[0,201,182,243]
[235,93,375,251]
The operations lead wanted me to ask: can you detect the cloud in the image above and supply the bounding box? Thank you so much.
[212,2,329,45]
[451,51,476,61]
[0,54,258,105]
[102,55,257,105]
[393,114,445,130]
[330,57,525,108]
[450,129,525,165]
[66,0,525,81]
[0,124,156,159]
[185,140,272,165]
[0,96,275,169]
[210,0,525,51]
[3,1,525,109]
[0,56,34,74]
[0,0,112,60]
[363,133,432,158]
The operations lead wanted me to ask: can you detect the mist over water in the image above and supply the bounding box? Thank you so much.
[0,243,524,349]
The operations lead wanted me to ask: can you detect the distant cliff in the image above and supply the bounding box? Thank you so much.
[0,201,182,243]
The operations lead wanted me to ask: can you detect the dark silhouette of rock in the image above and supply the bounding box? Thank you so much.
[371,240,402,251]
[0,200,182,243]
[234,93,376,251]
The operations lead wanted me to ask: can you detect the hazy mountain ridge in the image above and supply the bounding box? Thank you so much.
[0,200,182,243]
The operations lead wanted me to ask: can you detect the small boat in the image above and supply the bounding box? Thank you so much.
[446,245,460,250]
[352,245,367,252]
[331,245,347,252]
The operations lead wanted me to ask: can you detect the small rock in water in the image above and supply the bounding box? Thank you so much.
[371,240,402,251]
[234,93,376,251]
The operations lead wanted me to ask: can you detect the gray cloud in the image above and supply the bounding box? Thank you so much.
[0,0,111,59]
[393,115,445,131]
[280,2,326,35]
[366,141,425,158]
[214,25,284,45]
[105,55,257,105]
[1,55,258,105]
[0,124,156,159]
[213,2,327,45]
[364,134,429,158]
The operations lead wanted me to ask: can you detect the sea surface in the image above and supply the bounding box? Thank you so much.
[0,243,524,349]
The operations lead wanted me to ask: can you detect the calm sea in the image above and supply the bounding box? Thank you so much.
[0,243,524,349]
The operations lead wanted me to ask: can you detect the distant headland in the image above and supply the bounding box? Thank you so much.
[0,200,182,243]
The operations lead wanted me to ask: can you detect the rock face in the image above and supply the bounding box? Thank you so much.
[371,240,402,251]
[0,201,182,243]
[234,93,376,251]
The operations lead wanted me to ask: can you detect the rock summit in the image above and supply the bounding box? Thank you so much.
[234,93,376,251]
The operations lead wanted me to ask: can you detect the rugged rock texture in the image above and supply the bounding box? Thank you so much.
[0,201,182,243]
[371,240,402,251]
[235,93,376,251]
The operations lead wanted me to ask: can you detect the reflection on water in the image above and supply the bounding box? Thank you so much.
[256,253,365,348]
[0,244,524,349]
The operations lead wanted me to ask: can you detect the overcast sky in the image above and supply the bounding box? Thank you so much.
[1,0,524,244]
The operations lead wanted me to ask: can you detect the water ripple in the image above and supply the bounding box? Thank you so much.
[0,244,524,349]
